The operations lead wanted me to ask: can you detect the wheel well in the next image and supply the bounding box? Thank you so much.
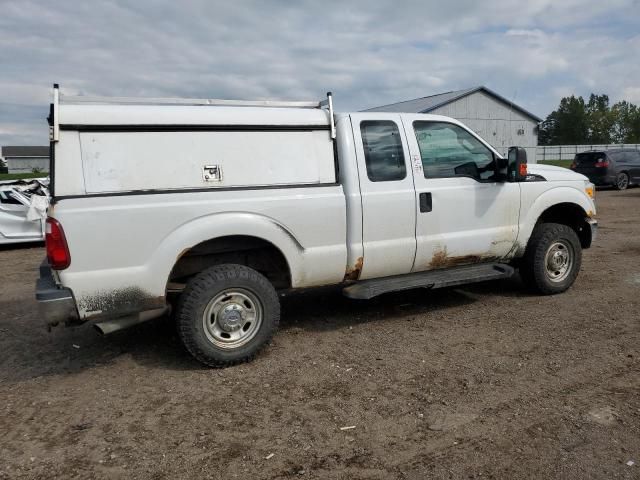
[536,203,592,248]
[168,236,291,290]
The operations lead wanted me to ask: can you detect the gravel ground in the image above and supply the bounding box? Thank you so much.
[0,189,639,479]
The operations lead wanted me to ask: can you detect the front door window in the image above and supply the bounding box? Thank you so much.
[413,121,496,181]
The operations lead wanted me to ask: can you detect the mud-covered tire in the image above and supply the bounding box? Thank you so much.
[519,223,582,295]
[615,172,629,190]
[176,264,279,367]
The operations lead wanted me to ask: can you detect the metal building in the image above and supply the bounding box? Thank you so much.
[365,86,542,162]
[1,146,49,174]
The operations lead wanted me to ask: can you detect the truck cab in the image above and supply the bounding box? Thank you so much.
[339,112,522,280]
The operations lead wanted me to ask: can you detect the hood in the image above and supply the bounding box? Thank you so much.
[528,163,588,182]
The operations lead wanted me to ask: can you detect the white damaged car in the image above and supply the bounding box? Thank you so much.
[0,178,49,244]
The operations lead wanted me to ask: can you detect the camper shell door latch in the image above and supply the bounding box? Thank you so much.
[202,165,222,183]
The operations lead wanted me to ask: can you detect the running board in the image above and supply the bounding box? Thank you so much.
[342,263,514,300]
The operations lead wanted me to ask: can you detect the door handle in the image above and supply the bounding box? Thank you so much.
[419,192,432,213]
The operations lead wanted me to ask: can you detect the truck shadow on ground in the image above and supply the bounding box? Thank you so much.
[278,275,529,334]
[1,277,530,383]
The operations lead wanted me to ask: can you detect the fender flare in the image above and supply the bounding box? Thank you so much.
[518,186,593,253]
[144,212,305,294]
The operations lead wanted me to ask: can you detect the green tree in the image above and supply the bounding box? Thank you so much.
[538,95,588,145]
[612,101,640,143]
[585,94,615,144]
[539,93,640,145]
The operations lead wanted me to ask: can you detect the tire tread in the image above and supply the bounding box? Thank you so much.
[176,264,279,368]
[520,222,582,295]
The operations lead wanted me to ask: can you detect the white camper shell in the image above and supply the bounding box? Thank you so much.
[53,93,337,196]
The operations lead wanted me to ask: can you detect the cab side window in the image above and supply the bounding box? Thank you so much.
[413,121,495,181]
[360,121,407,182]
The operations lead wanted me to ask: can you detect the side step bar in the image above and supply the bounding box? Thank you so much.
[342,263,514,300]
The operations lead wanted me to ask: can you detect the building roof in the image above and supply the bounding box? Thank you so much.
[364,86,542,122]
[1,146,49,157]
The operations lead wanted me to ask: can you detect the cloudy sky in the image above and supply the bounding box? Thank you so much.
[1,0,639,145]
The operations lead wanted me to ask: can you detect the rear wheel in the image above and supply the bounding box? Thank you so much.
[176,264,279,367]
[615,172,629,190]
[519,223,582,295]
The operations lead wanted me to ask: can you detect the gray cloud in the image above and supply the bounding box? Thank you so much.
[1,0,639,145]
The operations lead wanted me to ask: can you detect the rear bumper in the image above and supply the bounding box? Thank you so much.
[35,259,78,326]
[581,173,616,186]
[590,177,615,186]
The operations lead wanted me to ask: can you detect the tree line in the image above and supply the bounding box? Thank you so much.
[538,94,640,146]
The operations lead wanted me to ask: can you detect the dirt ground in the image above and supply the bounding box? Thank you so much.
[1,189,639,480]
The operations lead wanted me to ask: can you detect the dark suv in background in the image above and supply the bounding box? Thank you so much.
[570,149,640,190]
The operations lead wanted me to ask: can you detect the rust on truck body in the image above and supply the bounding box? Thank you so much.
[429,247,501,270]
[343,256,363,281]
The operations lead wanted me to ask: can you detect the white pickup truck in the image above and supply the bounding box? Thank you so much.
[36,86,597,367]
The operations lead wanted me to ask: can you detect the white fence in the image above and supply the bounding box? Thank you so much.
[536,144,640,162]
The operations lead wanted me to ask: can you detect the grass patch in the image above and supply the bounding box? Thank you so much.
[538,160,573,169]
[0,172,49,181]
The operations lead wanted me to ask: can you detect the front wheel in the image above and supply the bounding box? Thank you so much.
[519,223,582,295]
[176,264,280,367]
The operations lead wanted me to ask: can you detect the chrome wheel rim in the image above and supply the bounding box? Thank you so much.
[544,240,573,283]
[202,289,263,349]
[617,174,628,190]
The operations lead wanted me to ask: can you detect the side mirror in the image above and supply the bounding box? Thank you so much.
[493,155,509,181]
[496,156,509,170]
[508,147,528,182]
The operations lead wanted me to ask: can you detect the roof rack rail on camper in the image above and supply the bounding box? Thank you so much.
[51,85,336,139]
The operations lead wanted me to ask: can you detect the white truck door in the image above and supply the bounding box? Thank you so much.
[400,115,520,271]
[349,114,417,280]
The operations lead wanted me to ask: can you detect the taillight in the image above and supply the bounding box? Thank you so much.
[46,217,71,270]
[594,160,609,168]
[570,161,576,169]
